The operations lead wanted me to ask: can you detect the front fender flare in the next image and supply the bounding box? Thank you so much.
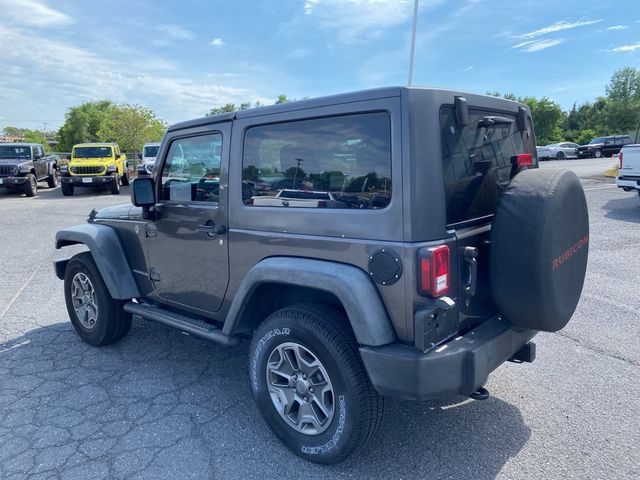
[223,257,397,347]
[55,223,140,300]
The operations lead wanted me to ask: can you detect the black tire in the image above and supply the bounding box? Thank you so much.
[490,169,589,332]
[594,149,602,158]
[110,173,120,194]
[64,252,132,346]
[249,304,384,464]
[23,174,37,197]
[120,170,130,186]
[61,182,73,196]
[47,172,58,188]
[556,151,565,160]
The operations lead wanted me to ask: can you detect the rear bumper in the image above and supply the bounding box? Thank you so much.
[61,175,116,187]
[616,176,640,190]
[0,176,28,187]
[360,316,537,401]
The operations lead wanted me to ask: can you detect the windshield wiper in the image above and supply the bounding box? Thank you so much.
[477,116,514,128]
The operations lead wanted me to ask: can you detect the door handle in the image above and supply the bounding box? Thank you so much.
[464,246,478,297]
[196,221,226,237]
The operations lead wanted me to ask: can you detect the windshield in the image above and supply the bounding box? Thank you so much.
[143,145,159,157]
[0,146,31,159]
[590,137,606,144]
[73,147,113,158]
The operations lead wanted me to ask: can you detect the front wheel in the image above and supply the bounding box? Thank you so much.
[64,252,132,346]
[594,149,603,158]
[61,182,73,196]
[23,174,37,197]
[110,173,120,194]
[556,151,565,160]
[249,304,384,464]
[47,172,58,188]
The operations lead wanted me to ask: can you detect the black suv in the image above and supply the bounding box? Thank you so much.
[0,143,58,196]
[53,87,589,464]
[577,134,633,158]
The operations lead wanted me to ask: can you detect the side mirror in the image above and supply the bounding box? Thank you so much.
[137,153,142,160]
[65,153,72,160]
[131,177,155,207]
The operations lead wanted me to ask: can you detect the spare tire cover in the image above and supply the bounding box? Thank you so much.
[490,168,589,332]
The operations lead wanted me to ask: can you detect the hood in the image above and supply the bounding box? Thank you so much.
[92,203,142,221]
[0,158,32,166]
[581,143,603,148]
[71,157,114,164]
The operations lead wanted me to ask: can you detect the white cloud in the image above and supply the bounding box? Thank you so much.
[156,24,195,40]
[611,43,640,53]
[210,37,225,47]
[0,25,264,123]
[302,0,444,43]
[519,19,601,39]
[513,38,565,52]
[0,0,73,27]
[606,25,628,31]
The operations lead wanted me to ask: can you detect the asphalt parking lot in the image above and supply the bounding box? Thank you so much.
[0,159,639,480]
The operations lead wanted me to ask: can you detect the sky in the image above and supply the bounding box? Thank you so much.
[0,0,638,132]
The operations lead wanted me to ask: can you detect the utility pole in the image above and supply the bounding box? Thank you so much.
[408,0,419,86]
[42,122,47,138]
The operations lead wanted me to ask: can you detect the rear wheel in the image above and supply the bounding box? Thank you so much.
[110,173,120,194]
[249,304,384,464]
[47,172,58,188]
[120,170,130,186]
[61,182,73,196]
[23,174,37,197]
[64,252,132,346]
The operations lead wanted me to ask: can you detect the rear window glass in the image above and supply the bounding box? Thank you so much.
[242,112,392,209]
[440,107,534,226]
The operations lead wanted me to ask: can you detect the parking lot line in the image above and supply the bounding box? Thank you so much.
[0,253,50,321]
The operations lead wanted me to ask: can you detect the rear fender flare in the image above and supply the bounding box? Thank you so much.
[55,223,140,300]
[223,257,397,347]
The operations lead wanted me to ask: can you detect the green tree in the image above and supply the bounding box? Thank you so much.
[604,67,640,134]
[98,104,167,154]
[206,95,290,116]
[57,100,113,151]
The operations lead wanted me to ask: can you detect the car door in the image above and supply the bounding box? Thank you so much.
[146,125,230,314]
[33,146,47,179]
[603,137,616,157]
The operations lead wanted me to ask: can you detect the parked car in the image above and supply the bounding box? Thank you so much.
[577,135,633,158]
[53,87,589,464]
[60,143,129,195]
[616,144,640,197]
[138,142,161,176]
[536,142,579,160]
[0,143,58,196]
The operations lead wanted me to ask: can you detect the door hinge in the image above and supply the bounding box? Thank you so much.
[149,268,161,282]
[145,223,158,238]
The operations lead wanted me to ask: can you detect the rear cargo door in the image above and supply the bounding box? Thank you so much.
[439,105,536,330]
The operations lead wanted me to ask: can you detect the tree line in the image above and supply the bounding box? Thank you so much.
[2,68,638,153]
[489,67,640,146]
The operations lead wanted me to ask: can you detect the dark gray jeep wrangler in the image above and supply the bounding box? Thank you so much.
[54,87,589,464]
[0,143,58,196]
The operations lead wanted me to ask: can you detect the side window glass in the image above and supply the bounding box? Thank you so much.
[160,133,222,204]
[242,112,391,209]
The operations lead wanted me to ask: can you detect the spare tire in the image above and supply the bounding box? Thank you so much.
[490,169,589,332]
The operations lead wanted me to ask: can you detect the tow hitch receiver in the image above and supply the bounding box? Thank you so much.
[508,342,536,364]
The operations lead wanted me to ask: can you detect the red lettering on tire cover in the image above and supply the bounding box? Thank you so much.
[552,234,589,271]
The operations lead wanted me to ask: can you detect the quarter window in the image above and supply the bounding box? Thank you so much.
[242,112,392,209]
[160,133,222,203]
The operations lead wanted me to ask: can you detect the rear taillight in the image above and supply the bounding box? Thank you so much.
[418,245,450,297]
[515,153,533,168]
[619,152,623,169]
